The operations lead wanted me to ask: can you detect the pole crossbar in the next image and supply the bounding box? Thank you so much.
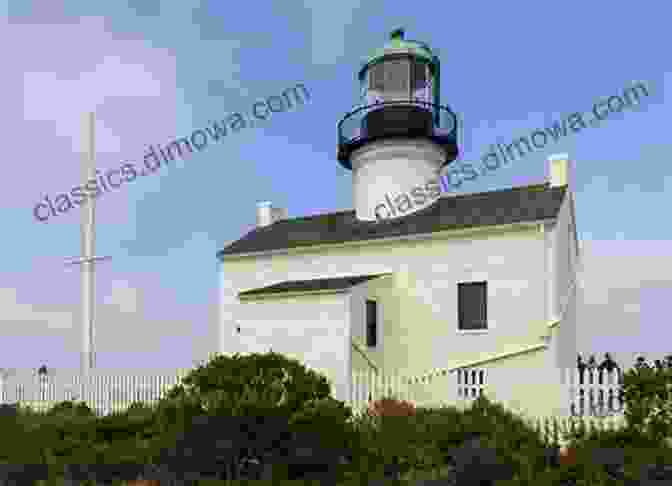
[65,255,111,266]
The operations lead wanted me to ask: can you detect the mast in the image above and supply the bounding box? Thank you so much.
[65,112,111,380]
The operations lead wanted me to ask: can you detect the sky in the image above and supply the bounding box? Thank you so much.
[1,0,671,375]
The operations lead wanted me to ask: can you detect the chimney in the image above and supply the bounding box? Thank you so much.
[271,206,287,222]
[256,201,286,228]
[547,153,572,188]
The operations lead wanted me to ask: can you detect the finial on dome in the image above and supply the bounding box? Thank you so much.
[390,28,404,41]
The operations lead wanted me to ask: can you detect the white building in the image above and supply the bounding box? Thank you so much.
[217,29,581,422]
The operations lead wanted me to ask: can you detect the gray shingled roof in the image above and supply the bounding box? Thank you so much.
[218,183,566,258]
[238,274,389,297]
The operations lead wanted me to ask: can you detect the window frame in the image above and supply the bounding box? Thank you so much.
[365,299,378,347]
[457,281,488,331]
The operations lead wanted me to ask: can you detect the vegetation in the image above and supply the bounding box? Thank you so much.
[0,351,671,485]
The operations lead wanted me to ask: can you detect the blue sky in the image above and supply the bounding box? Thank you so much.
[1,0,671,374]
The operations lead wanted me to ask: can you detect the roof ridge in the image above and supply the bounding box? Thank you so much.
[276,183,554,223]
[440,182,551,199]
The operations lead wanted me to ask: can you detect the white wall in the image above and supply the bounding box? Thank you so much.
[350,138,445,221]
[349,281,369,354]
[349,276,394,371]
[220,223,550,383]
[552,192,579,370]
[472,346,567,422]
[231,292,352,401]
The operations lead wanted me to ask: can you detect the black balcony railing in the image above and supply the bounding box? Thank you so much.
[337,99,459,169]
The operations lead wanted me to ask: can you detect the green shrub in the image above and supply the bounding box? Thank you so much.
[45,400,95,417]
[156,351,332,420]
[125,400,156,413]
[347,394,554,481]
[6,352,672,482]
[290,395,355,443]
[145,351,361,480]
[355,395,569,481]
[618,354,672,445]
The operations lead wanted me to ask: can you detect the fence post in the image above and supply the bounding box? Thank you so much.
[555,367,573,418]
[0,373,5,405]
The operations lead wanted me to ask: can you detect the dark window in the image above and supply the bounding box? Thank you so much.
[383,59,409,92]
[458,282,487,330]
[368,59,409,93]
[369,63,385,91]
[412,61,427,90]
[366,299,377,347]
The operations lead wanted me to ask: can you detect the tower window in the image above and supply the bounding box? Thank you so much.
[368,59,409,93]
[369,63,385,91]
[412,61,428,90]
[458,282,487,330]
[366,299,378,347]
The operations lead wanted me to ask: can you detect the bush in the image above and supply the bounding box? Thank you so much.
[63,463,154,484]
[561,416,668,452]
[618,354,672,445]
[8,351,672,483]
[291,395,356,444]
[357,395,567,481]
[157,351,332,420]
[147,352,358,481]
[154,411,354,482]
[125,401,156,413]
[155,414,271,480]
[45,400,95,417]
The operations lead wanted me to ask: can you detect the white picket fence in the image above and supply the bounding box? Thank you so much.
[350,368,485,415]
[0,369,193,415]
[349,367,627,419]
[1,365,663,454]
[562,366,625,417]
[349,366,634,447]
[0,365,630,424]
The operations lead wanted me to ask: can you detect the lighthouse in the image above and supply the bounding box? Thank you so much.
[337,28,459,221]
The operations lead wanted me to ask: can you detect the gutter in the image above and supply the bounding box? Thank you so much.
[219,220,552,261]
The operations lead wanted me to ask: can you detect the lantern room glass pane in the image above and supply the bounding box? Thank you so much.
[369,63,385,91]
[381,58,409,92]
[366,58,410,102]
[412,61,427,90]
[412,60,431,103]
[363,58,434,106]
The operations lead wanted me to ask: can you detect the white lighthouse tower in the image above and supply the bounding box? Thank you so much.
[337,28,459,221]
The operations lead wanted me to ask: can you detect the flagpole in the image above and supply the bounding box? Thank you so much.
[65,111,110,405]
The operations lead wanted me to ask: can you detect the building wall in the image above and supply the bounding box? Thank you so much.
[472,344,566,423]
[220,223,550,385]
[386,229,547,375]
[552,192,579,370]
[349,275,395,373]
[231,292,352,401]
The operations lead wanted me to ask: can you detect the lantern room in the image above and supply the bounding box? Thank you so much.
[337,28,459,170]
